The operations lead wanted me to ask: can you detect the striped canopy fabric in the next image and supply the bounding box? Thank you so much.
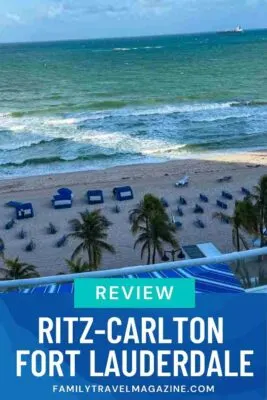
[19,263,244,294]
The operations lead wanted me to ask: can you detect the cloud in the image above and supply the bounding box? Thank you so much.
[47,3,65,18]
[6,12,22,24]
[42,0,174,20]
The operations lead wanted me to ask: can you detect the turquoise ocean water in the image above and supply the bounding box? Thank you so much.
[1,30,267,178]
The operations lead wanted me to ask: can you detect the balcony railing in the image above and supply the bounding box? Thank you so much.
[0,247,267,291]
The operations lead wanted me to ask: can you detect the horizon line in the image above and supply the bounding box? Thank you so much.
[1,27,266,46]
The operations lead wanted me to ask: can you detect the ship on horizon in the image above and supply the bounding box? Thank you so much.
[217,25,244,34]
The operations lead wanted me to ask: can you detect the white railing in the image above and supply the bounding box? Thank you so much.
[246,285,267,293]
[0,247,267,290]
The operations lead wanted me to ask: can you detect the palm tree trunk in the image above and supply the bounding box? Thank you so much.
[147,245,151,265]
[236,227,241,252]
[145,218,151,265]
[152,244,156,264]
[260,207,264,247]
[88,245,93,266]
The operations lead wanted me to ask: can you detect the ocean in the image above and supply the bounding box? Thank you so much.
[1,30,267,178]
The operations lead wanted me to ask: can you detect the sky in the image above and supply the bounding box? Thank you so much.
[1,0,267,43]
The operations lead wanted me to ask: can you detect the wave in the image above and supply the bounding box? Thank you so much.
[0,138,66,152]
[129,102,233,117]
[88,100,131,110]
[113,46,163,52]
[6,99,267,121]
[0,152,138,168]
[188,113,253,123]
[231,100,267,107]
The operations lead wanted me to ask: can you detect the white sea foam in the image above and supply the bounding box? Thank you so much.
[128,102,234,117]
[112,46,164,52]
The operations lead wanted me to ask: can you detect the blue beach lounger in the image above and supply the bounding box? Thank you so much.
[113,186,134,201]
[179,196,187,205]
[160,197,169,208]
[0,240,4,253]
[200,194,209,203]
[194,218,205,229]
[241,187,251,196]
[194,204,204,214]
[56,235,67,248]
[222,191,233,200]
[217,176,232,183]
[87,190,104,205]
[217,200,228,210]
[177,207,184,217]
[5,219,15,230]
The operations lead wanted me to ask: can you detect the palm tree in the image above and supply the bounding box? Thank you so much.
[249,175,267,247]
[213,200,257,252]
[0,257,39,280]
[130,194,168,228]
[150,214,178,264]
[130,194,167,264]
[238,264,267,289]
[66,258,97,273]
[68,209,115,268]
[130,194,179,264]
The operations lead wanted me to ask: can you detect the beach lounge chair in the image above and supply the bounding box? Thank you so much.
[172,215,183,229]
[175,176,189,187]
[194,218,205,229]
[5,219,15,230]
[221,215,230,224]
[87,190,104,205]
[222,191,233,200]
[217,200,228,210]
[177,207,184,217]
[113,186,134,201]
[47,223,57,235]
[16,203,34,220]
[179,196,187,205]
[56,235,67,248]
[217,176,232,183]
[194,204,204,214]
[0,239,5,253]
[241,187,251,196]
[199,194,209,203]
[17,229,27,239]
[160,197,169,208]
[25,240,35,252]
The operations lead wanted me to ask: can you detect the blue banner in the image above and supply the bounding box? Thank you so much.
[0,294,266,399]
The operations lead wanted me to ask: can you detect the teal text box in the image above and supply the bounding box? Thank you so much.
[74,278,195,308]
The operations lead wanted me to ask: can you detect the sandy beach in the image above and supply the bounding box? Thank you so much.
[1,150,267,277]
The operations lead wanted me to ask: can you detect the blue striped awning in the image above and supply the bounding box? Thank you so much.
[18,263,244,294]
